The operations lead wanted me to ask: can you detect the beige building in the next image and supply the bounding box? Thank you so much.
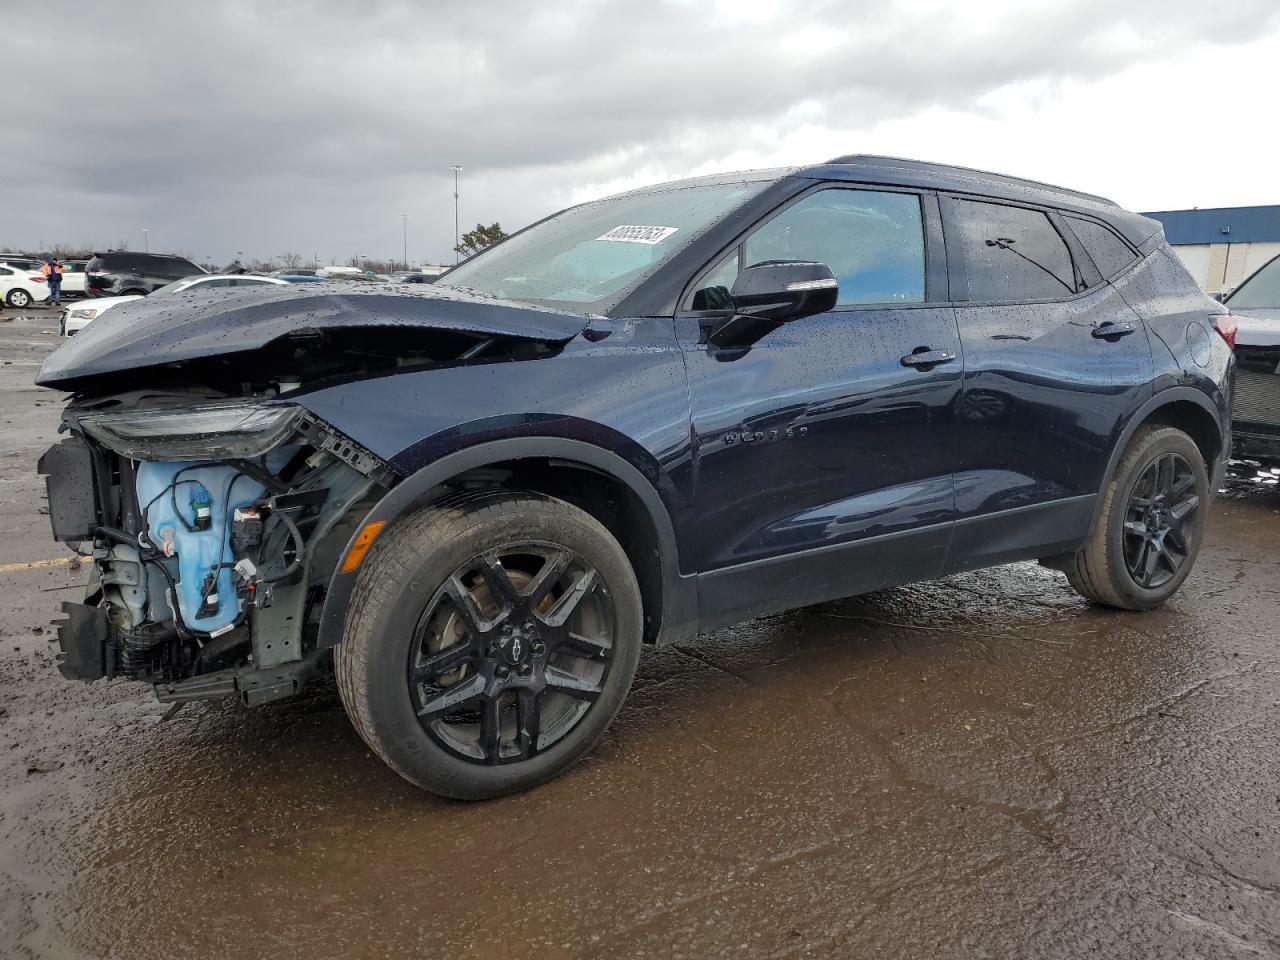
[1142,205,1280,296]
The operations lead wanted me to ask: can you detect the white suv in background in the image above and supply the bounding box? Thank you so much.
[61,273,287,335]
[57,260,88,296]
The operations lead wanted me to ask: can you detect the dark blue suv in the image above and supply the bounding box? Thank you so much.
[37,156,1234,799]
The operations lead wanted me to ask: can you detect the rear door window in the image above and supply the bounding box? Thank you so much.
[950,200,1077,301]
[1066,216,1138,280]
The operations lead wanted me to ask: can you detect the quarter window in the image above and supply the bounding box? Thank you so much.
[1066,216,1137,280]
[953,200,1077,301]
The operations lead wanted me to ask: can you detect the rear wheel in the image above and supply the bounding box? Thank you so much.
[6,289,32,308]
[335,492,642,799]
[1066,426,1208,609]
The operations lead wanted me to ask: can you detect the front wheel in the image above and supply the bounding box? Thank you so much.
[6,288,32,308]
[335,492,643,799]
[1066,426,1208,609]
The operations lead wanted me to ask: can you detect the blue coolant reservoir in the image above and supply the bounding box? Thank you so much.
[135,452,294,634]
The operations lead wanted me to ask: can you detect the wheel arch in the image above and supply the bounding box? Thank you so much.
[1087,386,1226,537]
[316,437,697,651]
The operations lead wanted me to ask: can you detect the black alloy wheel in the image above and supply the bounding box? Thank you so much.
[335,492,643,799]
[1065,425,1208,610]
[409,543,614,764]
[1121,451,1199,590]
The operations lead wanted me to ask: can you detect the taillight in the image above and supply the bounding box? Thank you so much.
[29,275,45,283]
[1214,314,1238,350]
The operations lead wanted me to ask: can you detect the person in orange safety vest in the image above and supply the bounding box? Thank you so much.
[41,258,65,306]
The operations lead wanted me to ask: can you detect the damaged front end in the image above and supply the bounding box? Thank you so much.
[35,284,589,706]
[40,395,390,705]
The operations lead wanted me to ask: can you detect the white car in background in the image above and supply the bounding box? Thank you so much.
[61,273,287,335]
[0,264,51,308]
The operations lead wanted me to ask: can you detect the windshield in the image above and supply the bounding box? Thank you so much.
[1227,255,1280,310]
[436,179,771,310]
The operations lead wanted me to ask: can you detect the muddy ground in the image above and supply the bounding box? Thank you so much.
[1,307,1277,959]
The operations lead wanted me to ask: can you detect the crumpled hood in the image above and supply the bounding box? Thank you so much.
[37,281,590,390]
[1233,308,1280,348]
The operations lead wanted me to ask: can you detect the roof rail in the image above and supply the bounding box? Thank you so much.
[824,154,1118,207]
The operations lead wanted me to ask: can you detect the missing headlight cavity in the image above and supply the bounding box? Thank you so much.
[44,394,388,700]
[293,415,399,487]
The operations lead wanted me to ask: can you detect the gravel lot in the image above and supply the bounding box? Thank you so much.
[1,306,1278,959]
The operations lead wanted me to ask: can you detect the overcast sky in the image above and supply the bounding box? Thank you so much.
[5,0,1280,266]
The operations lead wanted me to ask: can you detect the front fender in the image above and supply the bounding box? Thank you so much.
[316,436,697,650]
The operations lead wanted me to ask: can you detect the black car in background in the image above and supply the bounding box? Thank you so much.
[1224,253,1280,465]
[38,156,1234,800]
[84,251,205,297]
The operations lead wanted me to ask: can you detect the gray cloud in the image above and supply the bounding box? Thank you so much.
[4,0,1278,263]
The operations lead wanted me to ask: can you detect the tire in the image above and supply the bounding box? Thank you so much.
[7,288,32,308]
[120,288,147,297]
[1066,426,1208,610]
[335,492,643,800]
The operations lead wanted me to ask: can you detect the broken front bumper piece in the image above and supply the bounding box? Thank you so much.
[155,649,329,707]
[52,600,329,706]
[53,601,109,681]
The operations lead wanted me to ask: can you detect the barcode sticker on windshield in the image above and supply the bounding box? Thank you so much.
[596,225,679,245]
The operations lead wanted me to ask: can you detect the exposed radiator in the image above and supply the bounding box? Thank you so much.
[1234,367,1280,430]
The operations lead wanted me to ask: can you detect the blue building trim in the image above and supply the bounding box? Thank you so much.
[1141,205,1280,245]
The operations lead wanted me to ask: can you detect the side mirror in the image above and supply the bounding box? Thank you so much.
[707,260,838,349]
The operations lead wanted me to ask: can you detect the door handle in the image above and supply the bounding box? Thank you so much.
[901,348,956,368]
[1091,321,1136,340]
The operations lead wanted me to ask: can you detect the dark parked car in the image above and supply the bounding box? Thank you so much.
[84,251,206,297]
[1222,253,1280,465]
[37,156,1234,799]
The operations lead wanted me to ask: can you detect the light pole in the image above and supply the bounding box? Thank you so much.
[401,214,408,270]
[450,165,462,264]
[142,228,149,253]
